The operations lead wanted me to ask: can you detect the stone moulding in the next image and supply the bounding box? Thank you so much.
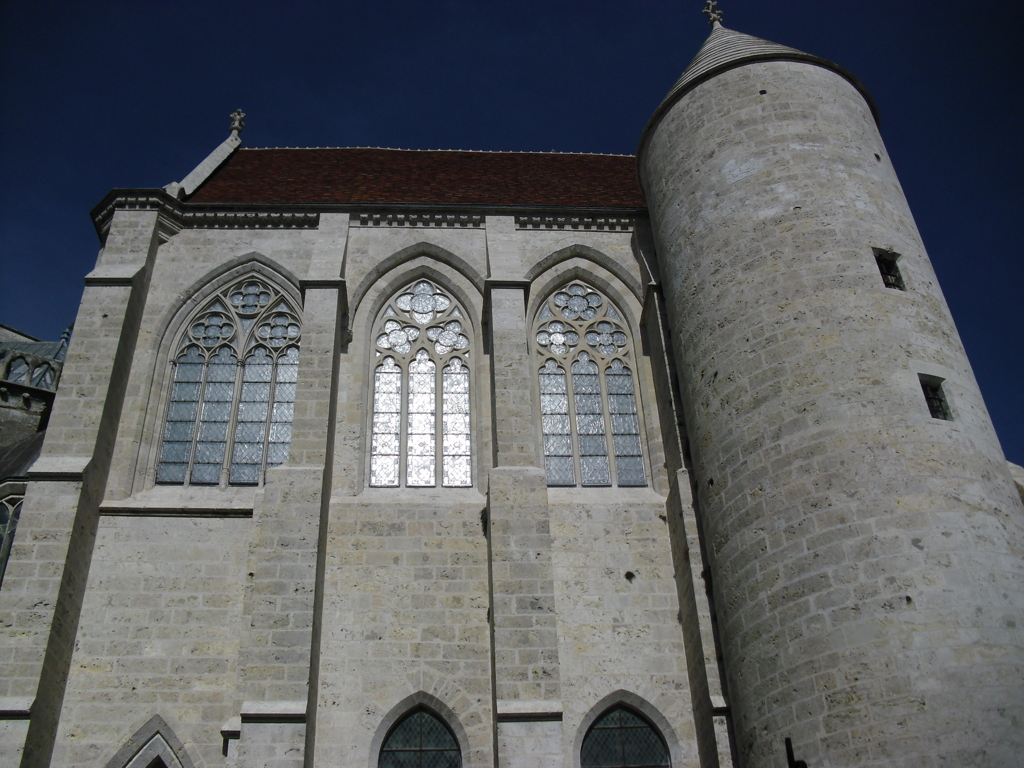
[90,190,322,242]
[355,212,483,228]
[515,214,634,231]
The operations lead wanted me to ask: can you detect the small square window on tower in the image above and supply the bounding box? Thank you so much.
[874,249,906,290]
[919,375,952,420]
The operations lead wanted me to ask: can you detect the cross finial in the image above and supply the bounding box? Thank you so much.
[230,109,246,134]
[702,0,723,26]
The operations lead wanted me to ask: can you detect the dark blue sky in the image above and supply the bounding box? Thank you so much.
[2,0,1022,464]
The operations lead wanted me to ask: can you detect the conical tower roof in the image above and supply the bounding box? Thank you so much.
[639,23,878,152]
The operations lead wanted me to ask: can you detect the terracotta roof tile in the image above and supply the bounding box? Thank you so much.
[188,148,646,209]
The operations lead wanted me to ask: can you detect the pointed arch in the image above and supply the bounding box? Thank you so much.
[351,242,486,319]
[532,279,648,488]
[369,692,468,768]
[525,244,644,303]
[154,269,303,486]
[367,277,474,488]
[573,691,680,768]
[154,253,302,347]
[105,715,196,768]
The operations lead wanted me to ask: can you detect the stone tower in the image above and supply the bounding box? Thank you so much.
[638,17,1024,768]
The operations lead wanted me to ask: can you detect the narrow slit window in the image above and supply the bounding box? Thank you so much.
[156,277,302,487]
[369,279,473,488]
[534,281,648,488]
[920,375,952,420]
[875,250,906,291]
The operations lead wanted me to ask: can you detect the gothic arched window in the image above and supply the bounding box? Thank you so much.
[581,706,670,768]
[156,277,301,486]
[534,282,647,487]
[379,709,461,768]
[369,279,472,488]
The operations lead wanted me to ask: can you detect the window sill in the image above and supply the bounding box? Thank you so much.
[99,484,256,517]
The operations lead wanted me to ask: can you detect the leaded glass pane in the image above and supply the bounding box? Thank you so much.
[157,346,205,484]
[380,710,462,768]
[371,357,402,487]
[539,360,574,486]
[407,351,436,487]
[442,358,471,487]
[198,420,229,442]
[581,706,669,768]
[371,280,473,488]
[607,361,646,487]
[158,279,301,486]
[571,351,609,487]
[572,353,609,486]
[267,348,298,469]
[371,455,399,487]
[533,282,650,488]
[190,462,221,485]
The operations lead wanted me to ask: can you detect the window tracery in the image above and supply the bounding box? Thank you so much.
[369,279,472,488]
[156,277,301,486]
[534,282,647,487]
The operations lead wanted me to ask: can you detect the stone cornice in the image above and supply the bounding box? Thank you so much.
[355,212,483,228]
[515,214,634,231]
[90,189,321,242]
[89,189,646,243]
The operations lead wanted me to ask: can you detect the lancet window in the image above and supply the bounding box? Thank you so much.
[580,706,670,768]
[534,282,647,487]
[156,277,301,486]
[369,279,473,488]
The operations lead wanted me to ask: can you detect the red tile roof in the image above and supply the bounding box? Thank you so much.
[188,148,646,209]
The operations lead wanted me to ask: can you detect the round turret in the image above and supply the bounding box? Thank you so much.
[639,20,1024,768]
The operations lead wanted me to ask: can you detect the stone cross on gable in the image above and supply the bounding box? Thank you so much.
[230,109,246,134]
[702,0,723,26]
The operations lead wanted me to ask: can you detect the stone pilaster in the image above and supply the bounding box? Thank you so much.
[0,208,160,767]
[486,283,562,766]
[234,216,348,768]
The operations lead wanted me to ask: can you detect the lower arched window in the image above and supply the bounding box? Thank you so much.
[379,708,461,768]
[581,706,670,768]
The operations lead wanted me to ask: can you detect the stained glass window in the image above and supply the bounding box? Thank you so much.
[534,282,647,488]
[0,495,24,591]
[369,280,473,488]
[379,709,462,768]
[580,706,670,768]
[156,278,301,487]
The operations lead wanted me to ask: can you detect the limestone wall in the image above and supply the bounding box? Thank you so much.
[640,59,1024,767]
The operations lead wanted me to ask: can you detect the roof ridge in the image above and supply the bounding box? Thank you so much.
[242,146,636,158]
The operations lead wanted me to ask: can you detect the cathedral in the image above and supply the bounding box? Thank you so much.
[2,7,1023,768]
